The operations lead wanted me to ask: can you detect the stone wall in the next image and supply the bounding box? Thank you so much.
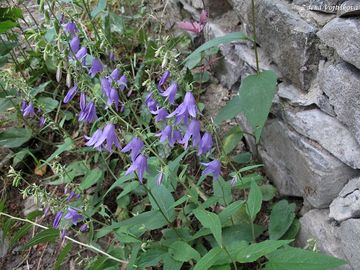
[172,0,360,269]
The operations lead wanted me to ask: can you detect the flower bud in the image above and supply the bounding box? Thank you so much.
[56,62,62,82]
[66,73,71,88]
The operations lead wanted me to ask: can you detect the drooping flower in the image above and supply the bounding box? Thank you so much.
[85,128,103,150]
[80,223,89,232]
[145,93,157,112]
[43,206,50,216]
[101,77,111,96]
[53,211,63,229]
[63,84,78,104]
[167,92,197,124]
[64,208,83,225]
[64,21,78,35]
[201,160,221,180]
[160,82,177,105]
[179,119,201,148]
[198,132,213,156]
[23,102,35,118]
[158,70,170,89]
[75,47,87,64]
[90,123,121,152]
[39,116,46,128]
[80,92,86,111]
[70,36,80,54]
[78,101,98,123]
[117,75,127,91]
[107,88,120,111]
[157,125,181,147]
[66,191,80,201]
[121,137,144,161]
[21,100,27,112]
[125,154,148,183]
[110,68,120,81]
[151,107,169,122]
[60,229,66,240]
[89,58,103,78]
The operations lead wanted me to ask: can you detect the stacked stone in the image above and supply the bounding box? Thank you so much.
[177,0,360,268]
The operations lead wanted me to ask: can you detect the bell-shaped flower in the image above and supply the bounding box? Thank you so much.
[167,92,197,124]
[198,132,213,156]
[179,119,201,149]
[85,128,103,150]
[78,101,98,123]
[158,70,170,89]
[89,58,103,78]
[151,107,168,122]
[53,211,63,229]
[107,88,120,111]
[39,116,46,128]
[117,75,127,91]
[80,92,86,111]
[157,125,181,147]
[23,102,35,118]
[145,93,157,112]
[63,84,78,103]
[201,160,221,180]
[64,21,78,35]
[75,47,87,64]
[101,77,111,96]
[110,68,120,81]
[93,123,121,152]
[125,154,148,183]
[70,36,80,54]
[121,137,144,161]
[160,82,177,105]
[64,208,83,225]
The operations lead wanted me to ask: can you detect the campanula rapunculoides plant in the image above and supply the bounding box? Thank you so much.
[0,1,348,269]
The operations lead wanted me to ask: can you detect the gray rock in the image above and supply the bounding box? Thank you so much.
[330,177,360,222]
[318,18,360,70]
[318,61,360,144]
[258,119,358,208]
[296,209,352,270]
[338,0,360,17]
[339,219,360,269]
[0,230,9,258]
[284,109,360,169]
[23,196,39,216]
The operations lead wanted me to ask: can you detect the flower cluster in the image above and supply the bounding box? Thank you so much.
[20,101,46,127]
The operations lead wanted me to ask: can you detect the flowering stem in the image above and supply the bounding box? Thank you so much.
[251,0,260,73]
[0,212,130,265]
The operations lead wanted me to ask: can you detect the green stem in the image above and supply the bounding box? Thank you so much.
[251,0,260,73]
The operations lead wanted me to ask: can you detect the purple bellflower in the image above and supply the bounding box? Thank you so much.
[89,58,103,78]
[125,154,148,183]
[167,92,197,124]
[64,21,78,35]
[21,100,26,112]
[158,70,170,89]
[78,101,98,123]
[201,160,221,180]
[157,125,182,147]
[39,116,46,128]
[75,47,87,64]
[53,211,63,229]
[101,77,111,96]
[151,107,169,122]
[145,93,157,112]
[107,88,120,111]
[23,102,35,118]
[86,123,121,152]
[64,208,83,225]
[80,223,89,232]
[117,75,127,91]
[121,137,144,161]
[80,92,86,111]
[110,68,120,81]
[198,132,213,156]
[160,82,177,105]
[70,36,80,54]
[179,119,201,149]
[60,229,66,240]
[63,84,78,104]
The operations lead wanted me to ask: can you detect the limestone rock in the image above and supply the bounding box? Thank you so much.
[318,61,360,144]
[339,219,360,269]
[330,177,360,222]
[296,209,352,270]
[0,230,9,258]
[284,109,360,169]
[258,119,358,208]
[318,18,360,70]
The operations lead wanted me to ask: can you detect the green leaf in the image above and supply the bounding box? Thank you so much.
[221,224,264,246]
[23,228,58,249]
[116,181,139,200]
[104,174,134,196]
[10,223,32,247]
[163,253,183,270]
[0,127,32,148]
[213,177,232,206]
[44,27,56,42]
[0,20,17,34]
[183,32,248,69]
[260,184,277,201]
[269,200,296,240]
[54,242,73,270]
[281,219,300,240]
[0,41,17,56]
[264,247,347,270]
[46,137,74,163]
[80,168,104,190]
[13,148,31,166]
[193,208,222,247]
[216,70,277,142]
[149,185,176,222]
[0,7,23,21]
[109,12,124,33]
[91,0,106,17]
[231,152,252,164]
[0,98,13,112]
[218,200,244,224]
[169,241,201,262]
[30,81,51,96]
[138,248,167,268]
[193,247,223,270]
[246,181,262,221]
[37,97,59,113]
[222,127,243,154]
[237,240,292,263]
